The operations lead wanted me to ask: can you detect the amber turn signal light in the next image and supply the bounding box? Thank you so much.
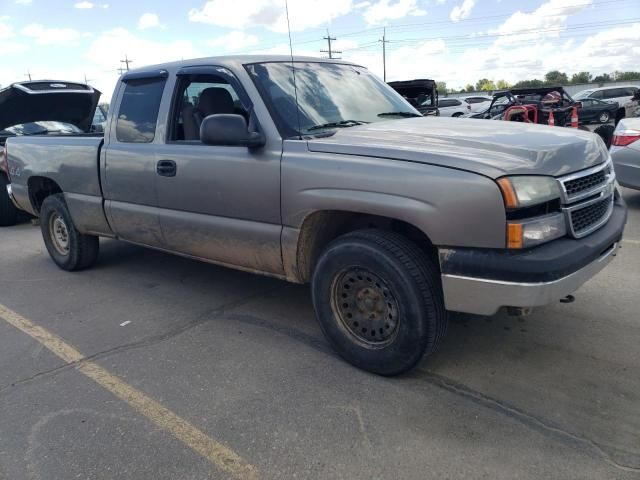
[507,223,523,249]
[497,177,518,209]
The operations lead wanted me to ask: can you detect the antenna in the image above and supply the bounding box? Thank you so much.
[284,0,302,139]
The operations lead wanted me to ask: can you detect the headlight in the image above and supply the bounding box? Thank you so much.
[497,176,561,208]
[507,213,567,249]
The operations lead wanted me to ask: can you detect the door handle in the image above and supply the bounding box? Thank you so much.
[156,160,177,177]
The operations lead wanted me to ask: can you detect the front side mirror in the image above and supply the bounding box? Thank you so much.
[200,114,265,148]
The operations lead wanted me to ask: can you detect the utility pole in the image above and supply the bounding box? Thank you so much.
[321,29,341,59]
[25,70,32,81]
[120,55,133,72]
[379,28,389,82]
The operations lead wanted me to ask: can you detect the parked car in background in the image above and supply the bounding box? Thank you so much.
[0,79,100,226]
[5,55,627,375]
[388,79,439,116]
[577,98,618,124]
[91,103,109,132]
[438,97,471,117]
[575,86,639,124]
[610,117,640,190]
[461,95,493,113]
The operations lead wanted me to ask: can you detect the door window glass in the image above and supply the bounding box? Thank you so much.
[116,78,166,143]
[171,74,248,141]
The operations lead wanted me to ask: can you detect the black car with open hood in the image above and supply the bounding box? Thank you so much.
[1,80,101,226]
[0,80,101,133]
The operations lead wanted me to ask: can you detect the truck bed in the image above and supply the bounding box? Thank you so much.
[7,135,107,234]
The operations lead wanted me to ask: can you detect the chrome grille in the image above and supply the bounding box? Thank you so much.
[558,159,616,239]
[559,161,612,203]
[569,197,613,237]
[564,170,606,197]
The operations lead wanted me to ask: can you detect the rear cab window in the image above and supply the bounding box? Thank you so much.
[116,77,166,143]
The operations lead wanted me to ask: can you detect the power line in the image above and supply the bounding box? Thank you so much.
[321,29,341,59]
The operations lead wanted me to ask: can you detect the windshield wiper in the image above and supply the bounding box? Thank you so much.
[377,111,423,118]
[307,120,369,131]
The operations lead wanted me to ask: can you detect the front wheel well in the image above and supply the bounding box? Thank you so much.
[294,211,436,283]
[28,176,63,214]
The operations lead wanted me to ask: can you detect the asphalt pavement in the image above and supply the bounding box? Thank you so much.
[0,188,639,480]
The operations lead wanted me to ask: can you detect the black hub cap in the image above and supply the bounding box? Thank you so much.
[331,268,399,347]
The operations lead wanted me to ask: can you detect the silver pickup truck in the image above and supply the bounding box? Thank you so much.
[6,56,627,375]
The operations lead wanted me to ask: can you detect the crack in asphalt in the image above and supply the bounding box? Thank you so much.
[3,299,639,474]
[0,285,285,395]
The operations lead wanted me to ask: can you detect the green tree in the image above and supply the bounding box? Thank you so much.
[570,71,591,84]
[513,79,545,88]
[436,81,448,94]
[496,79,511,90]
[475,78,496,91]
[464,84,475,92]
[614,71,640,81]
[544,70,569,85]
[592,73,612,83]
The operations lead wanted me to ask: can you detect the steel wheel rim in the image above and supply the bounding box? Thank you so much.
[331,267,400,348]
[49,213,70,256]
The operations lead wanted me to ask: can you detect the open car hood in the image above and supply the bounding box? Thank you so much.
[0,80,101,132]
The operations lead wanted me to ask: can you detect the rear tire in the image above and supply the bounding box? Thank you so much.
[40,194,99,271]
[594,124,615,149]
[598,111,610,123]
[311,229,447,376]
[452,112,463,118]
[0,174,18,227]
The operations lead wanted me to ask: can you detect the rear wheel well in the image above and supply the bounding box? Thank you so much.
[295,211,436,283]
[28,176,63,214]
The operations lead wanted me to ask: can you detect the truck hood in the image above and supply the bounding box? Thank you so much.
[307,117,608,178]
[0,81,101,132]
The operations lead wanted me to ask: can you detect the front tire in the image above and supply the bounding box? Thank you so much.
[0,174,18,227]
[311,230,447,376]
[598,111,610,123]
[40,194,99,271]
[452,112,463,118]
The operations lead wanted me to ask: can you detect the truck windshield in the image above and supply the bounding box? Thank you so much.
[246,62,420,138]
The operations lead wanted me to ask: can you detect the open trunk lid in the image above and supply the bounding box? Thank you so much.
[0,80,101,132]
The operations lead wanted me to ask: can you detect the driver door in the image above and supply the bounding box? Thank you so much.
[154,66,283,275]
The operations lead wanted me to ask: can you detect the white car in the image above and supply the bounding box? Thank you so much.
[461,95,493,113]
[574,85,638,108]
[437,98,472,117]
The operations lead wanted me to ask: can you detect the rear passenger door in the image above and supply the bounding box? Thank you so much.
[153,66,283,275]
[102,71,167,247]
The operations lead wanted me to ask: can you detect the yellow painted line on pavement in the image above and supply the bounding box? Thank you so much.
[0,303,258,480]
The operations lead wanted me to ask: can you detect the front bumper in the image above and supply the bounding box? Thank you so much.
[440,199,627,316]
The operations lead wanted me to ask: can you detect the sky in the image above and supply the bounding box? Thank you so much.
[0,0,639,101]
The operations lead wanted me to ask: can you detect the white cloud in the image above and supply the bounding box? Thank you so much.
[489,0,591,45]
[21,24,82,46]
[363,0,426,25]
[74,1,94,8]
[84,27,202,96]
[0,19,15,39]
[449,0,476,22]
[450,0,475,22]
[138,13,164,29]
[208,31,259,51]
[188,0,354,32]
